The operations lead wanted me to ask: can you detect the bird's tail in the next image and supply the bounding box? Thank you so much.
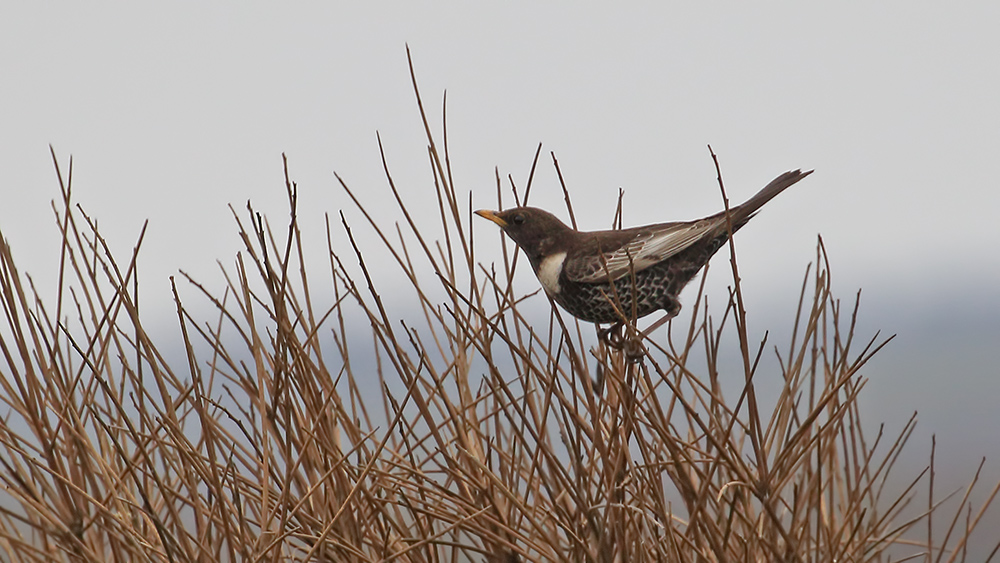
[731,169,813,224]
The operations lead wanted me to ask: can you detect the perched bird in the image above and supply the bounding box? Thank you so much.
[476,169,812,335]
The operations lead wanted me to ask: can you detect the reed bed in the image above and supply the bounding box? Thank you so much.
[0,60,996,562]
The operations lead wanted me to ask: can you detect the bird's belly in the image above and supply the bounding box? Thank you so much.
[551,262,686,324]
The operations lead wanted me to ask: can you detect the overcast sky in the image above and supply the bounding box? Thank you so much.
[2,2,999,529]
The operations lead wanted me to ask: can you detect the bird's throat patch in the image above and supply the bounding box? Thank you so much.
[538,251,567,295]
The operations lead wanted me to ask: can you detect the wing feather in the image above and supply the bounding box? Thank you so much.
[562,169,812,284]
[565,219,716,283]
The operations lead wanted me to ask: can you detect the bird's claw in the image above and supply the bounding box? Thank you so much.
[598,322,646,363]
[598,323,625,349]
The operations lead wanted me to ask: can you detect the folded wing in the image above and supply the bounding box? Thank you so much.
[563,170,812,284]
[564,219,717,283]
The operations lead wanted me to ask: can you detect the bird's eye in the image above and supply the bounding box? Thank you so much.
[512,213,525,225]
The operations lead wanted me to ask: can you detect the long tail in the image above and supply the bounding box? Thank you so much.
[731,169,814,224]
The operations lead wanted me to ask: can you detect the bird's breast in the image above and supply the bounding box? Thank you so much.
[536,251,567,295]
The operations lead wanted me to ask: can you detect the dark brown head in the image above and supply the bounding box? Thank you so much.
[475,207,574,262]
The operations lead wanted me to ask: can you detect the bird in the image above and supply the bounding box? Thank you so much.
[475,169,812,342]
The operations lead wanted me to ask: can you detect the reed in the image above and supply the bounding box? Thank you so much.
[0,57,995,562]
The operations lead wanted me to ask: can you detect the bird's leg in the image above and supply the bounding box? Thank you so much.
[598,321,645,362]
[623,302,681,362]
[598,305,677,362]
[640,298,681,339]
[619,313,675,362]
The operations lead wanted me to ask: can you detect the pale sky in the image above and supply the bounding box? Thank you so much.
[2,1,999,527]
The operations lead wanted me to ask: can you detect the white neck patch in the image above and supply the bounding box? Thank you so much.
[537,251,567,295]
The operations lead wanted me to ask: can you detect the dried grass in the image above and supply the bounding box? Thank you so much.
[0,56,996,562]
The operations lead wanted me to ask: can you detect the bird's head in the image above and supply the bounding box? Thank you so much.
[475,207,573,260]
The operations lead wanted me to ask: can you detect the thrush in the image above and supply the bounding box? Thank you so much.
[476,169,812,336]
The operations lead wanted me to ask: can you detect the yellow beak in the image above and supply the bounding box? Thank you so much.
[474,209,507,227]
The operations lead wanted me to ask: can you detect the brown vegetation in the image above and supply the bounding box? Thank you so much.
[0,60,996,562]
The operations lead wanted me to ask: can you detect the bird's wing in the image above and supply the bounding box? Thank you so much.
[565,219,717,283]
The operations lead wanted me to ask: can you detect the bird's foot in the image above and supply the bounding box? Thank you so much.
[622,338,646,363]
[598,322,626,349]
[598,322,646,363]
[598,312,676,361]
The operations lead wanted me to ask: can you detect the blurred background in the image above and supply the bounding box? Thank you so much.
[2,0,998,540]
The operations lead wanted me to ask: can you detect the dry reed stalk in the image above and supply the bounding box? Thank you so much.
[0,53,996,562]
